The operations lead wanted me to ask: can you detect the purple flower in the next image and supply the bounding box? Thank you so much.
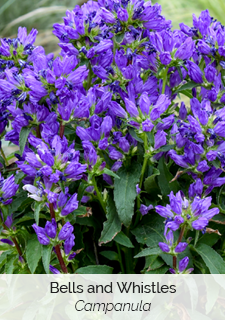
[218,46,225,57]
[174,242,188,253]
[1,175,19,200]
[1,239,14,246]
[125,98,139,117]
[154,130,167,150]
[150,94,171,121]
[61,194,78,216]
[197,160,210,172]
[111,161,122,172]
[192,217,208,230]
[64,234,75,255]
[142,119,154,132]
[58,222,74,241]
[49,265,60,274]
[109,147,123,160]
[178,257,189,272]
[179,102,187,120]
[117,8,128,22]
[119,137,130,153]
[136,184,141,195]
[101,116,112,137]
[68,252,76,260]
[5,214,13,228]
[158,242,170,253]
[99,138,109,150]
[159,52,172,65]
[45,219,57,239]
[139,92,150,115]
[37,233,50,245]
[101,8,116,24]
[186,61,203,83]
[140,204,153,216]
[155,205,173,218]
[168,150,188,168]
[205,65,217,83]
[175,37,194,60]
[198,40,211,55]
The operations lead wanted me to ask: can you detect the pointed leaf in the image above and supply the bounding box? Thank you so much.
[134,247,162,258]
[176,81,199,93]
[99,191,121,245]
[114,162,142,227]
[103,168,120,179]
[157,157,180,197]
[19,127,31,155]
[76,265,113,274]
[194,243,225,274]
[26,234,42,273]
[42,245,52,274]
[114,231,134,248]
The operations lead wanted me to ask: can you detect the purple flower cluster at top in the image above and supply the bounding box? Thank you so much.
[1,0,225,274]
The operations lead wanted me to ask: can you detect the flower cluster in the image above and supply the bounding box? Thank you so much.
[0,0,225,275]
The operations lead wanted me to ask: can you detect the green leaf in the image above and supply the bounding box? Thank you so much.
[103,168,120,180]
[115,33,124,44]
[145,265,169,274]
[76,265,113,274]
[176,66,183,81]
[9,191,28,213]
[114,162,142,227]
[100,251,119,261]
[1,205,9,221]
[144,255,164,271]
[99,191,121,245]
[176,81,199,93]
[129,128,144,143]
[114,231,134,248]
[198,234,220,247]
[144,167,160,196]
[19,127,31,155]
[77,181,88,202]
[157,144,175,152]
[157,157,180,197]
[0,251,11,269]
[33,202,42,225]
[26,234,42,274]
[178,89,193,99]
[194,243,225,274]
[41,245,52,274]
[14,172,25,184]
[131,214,165,247]
[134,247,162,258]
[0,155,5,167]
[5,255,17,274]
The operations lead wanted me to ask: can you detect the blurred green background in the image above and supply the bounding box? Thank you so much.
[1,0,225,54]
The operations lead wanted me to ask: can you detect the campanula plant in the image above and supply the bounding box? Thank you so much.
[0,0,225,275]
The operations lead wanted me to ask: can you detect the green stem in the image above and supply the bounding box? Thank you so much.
[173,226,186,270]
[137,134,148,210]
[36,125,41,139]
[194,230,200,247]
[162,66,169,95]
[0,147,9,166]
[92,176,106,214]
[125,228,134,274]
[116,243,125,273]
